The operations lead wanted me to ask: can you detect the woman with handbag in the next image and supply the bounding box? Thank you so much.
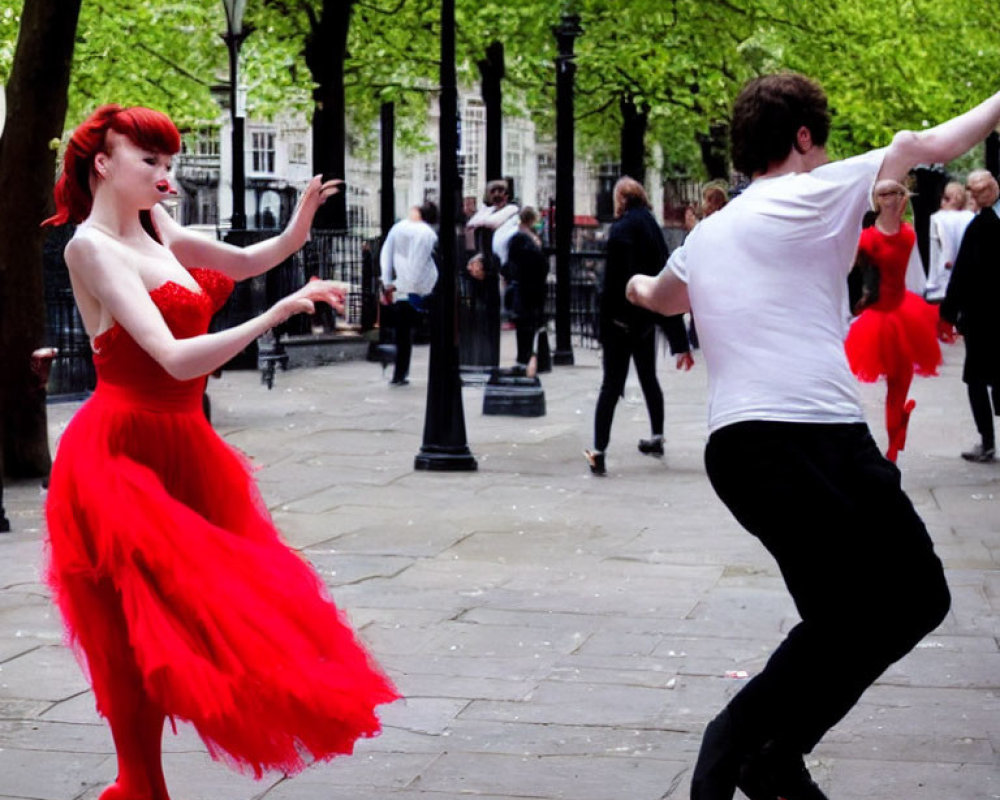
[844,179,941,461]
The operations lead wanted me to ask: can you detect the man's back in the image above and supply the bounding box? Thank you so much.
[675,150,884,431]
[381,219,437,297]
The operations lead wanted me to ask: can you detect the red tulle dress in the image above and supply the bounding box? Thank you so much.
[845,224,941,382]
[45,268,399,778]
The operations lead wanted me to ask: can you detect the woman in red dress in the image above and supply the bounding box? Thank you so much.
[42,105,400,800]
[845,179,941,461]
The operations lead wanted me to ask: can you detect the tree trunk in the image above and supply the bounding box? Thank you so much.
[698,122,730,180]
[305,0,354,230]
[478,41,504,184]
[619,94,648,185]
[0,0,82,479]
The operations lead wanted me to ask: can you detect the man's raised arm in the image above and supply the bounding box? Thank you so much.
[880,90,1000,183]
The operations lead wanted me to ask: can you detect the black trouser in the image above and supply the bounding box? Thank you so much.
[704,421,950,754]
[594,325,662,452]
[515,323,541,366]
[967,382,998,450]
[391,300,421,383]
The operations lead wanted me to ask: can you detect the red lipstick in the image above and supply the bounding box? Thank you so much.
[156,179,178,195]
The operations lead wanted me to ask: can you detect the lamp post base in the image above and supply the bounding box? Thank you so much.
[414,445,478,472]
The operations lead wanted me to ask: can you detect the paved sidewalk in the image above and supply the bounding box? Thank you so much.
[1,332,997,800]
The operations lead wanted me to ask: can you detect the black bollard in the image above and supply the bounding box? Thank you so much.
[482,368,546,417]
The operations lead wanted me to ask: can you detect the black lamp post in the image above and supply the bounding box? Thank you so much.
[553,12,582,366]
[221,0,251,230]
[414,0,476,472]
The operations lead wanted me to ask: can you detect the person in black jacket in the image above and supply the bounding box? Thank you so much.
[939,169,1000,463]
[584,177,692,475]
[502,207,549,375]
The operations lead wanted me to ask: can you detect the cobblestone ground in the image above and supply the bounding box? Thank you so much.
[1,331,997,800]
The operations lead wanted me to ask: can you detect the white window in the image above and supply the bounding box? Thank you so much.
[459,98,484,192]
[424,159,439,183]
[289,140,308,165]
[184,128,220,158]
[504,128,524,178]
[251,130,276,174]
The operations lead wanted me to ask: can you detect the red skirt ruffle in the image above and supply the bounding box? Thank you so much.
[845,291,941,382]
[45,390,399,778]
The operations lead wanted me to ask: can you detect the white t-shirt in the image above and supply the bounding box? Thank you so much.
[379,218,439,297]
[925,208,974,301]
[668,149,885,433]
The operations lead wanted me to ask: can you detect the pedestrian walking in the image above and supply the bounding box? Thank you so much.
[939,169,1000,463]
[629,72,1000,800]
[380,202,439,386]
[502,206,549,376]
[584,177,691,476]
[42,104,399,800]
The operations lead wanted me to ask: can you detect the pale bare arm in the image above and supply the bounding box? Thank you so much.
[879,91,1000,182]
[151,175,342,280]
[626,266,691,317]
[466,203,518,231]
[66,235,345,381]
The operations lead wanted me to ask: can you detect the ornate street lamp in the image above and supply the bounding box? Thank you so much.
[414,0,476,472]
[552,12,582,366]
[221,0,251,230]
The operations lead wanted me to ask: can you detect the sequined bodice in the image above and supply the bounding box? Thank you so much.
[92,268,234,411]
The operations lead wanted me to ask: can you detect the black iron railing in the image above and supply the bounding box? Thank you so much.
[41,225,604,398]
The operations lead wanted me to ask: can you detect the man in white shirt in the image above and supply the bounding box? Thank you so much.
[925,180,975,302]
[628,73,1000,800]
[466,179,520,271]
[380,202,439,385]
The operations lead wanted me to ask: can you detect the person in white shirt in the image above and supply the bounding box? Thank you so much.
[628,73,1000,800]
[466,179,520,272]
[925,181,975,302]
[463,179,519,368]
[380,202,439,385]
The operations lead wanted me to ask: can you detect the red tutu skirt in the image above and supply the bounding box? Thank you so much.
[46,385,399,778]
[845,291,941,382]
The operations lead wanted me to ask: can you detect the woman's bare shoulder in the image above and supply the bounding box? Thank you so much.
[64,228,105,270]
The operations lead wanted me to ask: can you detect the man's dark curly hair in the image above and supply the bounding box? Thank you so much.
[731,73,831,177]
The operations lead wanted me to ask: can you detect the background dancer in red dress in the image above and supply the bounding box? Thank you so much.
[42,105,399,800]
[844,179,941,461]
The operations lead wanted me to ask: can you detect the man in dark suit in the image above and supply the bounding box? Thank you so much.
[940,169,1000,463]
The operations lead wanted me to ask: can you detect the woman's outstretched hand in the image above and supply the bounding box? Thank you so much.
[270,278,348,326]
[289,176,344,235]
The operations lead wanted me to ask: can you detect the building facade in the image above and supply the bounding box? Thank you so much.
[172,90,668,236]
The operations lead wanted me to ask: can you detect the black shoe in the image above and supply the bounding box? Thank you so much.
[583,450,606,476]
[691,709,742,800]
[737,741,829,800]
[389,377,410,386]
[961,443,996,463]
[638,437,664,457]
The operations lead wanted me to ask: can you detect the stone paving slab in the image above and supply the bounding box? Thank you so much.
[1,332,998,800]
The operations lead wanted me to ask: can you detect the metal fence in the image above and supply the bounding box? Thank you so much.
[41,225,604,397]
[43,226,96,399]
[547,248,606,350]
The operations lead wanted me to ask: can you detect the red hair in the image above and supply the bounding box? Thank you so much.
[43,105,181,227]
